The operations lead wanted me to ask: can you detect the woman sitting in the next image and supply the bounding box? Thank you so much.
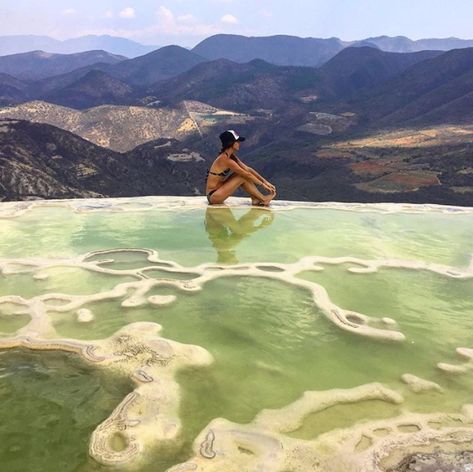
[205,130,276,206]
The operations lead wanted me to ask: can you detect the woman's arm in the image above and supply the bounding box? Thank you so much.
[233,156,276,192]
[224,155,266,187]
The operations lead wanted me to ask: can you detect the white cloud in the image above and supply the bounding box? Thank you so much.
[221,14,238,24]
[154,6,222,36]
[70,5,247,44]
[119,7,135,19]
[62,8,76,16]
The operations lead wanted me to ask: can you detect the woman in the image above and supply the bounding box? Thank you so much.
[205,130,276,206]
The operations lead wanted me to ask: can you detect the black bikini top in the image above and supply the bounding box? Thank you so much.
[206,153,237,178]
[207,168,231,177]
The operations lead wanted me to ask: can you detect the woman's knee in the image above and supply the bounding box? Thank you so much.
[234,175,247,184]
[238,175,252,186]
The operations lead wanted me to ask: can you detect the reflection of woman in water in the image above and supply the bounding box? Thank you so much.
[204,206,275,264]
[205,130,276,206]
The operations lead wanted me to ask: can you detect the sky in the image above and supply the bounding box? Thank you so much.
[1,0,472,47]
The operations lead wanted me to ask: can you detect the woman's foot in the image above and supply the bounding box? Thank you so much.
[251,198,266,207]
[263,189,276,206]
[252,192,275,207]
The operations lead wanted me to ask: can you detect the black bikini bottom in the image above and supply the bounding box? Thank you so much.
[207,189,217,204]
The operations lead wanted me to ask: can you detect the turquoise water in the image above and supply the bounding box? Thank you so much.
[0,200,472,471]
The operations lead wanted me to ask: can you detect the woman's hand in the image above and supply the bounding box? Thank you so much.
[262,181,276,193]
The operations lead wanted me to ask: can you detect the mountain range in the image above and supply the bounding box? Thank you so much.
[1,46,472,140]
[0,36,471,205]
[2,33,473,68]
[0,45,453,112]
[192,34,473,66]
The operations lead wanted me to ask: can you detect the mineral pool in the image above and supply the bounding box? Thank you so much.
[0,196,472,472]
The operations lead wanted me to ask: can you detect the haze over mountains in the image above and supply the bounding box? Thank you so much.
[0,35,158,58]
[0,33,472,204]
[0,50,125,81]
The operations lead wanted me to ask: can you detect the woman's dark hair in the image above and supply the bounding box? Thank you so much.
[220,144,234,154]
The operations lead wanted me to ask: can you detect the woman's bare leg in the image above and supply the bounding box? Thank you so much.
[209,174,266,204]
[241,180,276,206]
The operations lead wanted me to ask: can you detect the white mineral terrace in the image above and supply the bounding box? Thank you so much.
[0,196,472,471]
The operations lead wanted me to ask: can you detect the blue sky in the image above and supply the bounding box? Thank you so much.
[1,0,472,47]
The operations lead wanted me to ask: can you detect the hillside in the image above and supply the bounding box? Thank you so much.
[0,100,254,152]
[0,73,30,104]
[149,58,325,111]
[347,47,473,126]
[41,70,141,109]
[0,119,208,201]
[1,118,471,205]
[318,47,443,98]
[244,125,473,206]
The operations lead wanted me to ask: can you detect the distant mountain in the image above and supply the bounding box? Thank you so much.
[0,100,202,151]
[0,50,125,81]
[0,35,158,58]
[349,47,473,126]
[149,58,324,111]
[366,35,473,53]
[319,47,444,98]
[192,34,345,67]
[0,119,207,201]
[109,45,208,86]
[192,34,473,67]
[2,34,472,65]
[41,70,141,109]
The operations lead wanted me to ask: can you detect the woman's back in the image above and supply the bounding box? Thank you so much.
[205,153,234,193]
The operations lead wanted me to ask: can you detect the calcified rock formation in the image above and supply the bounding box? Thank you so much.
[438,348,473,374]
[1,196,473,470]
[1,242,472,343]
[0,321,213,467]
[168,391,473,472]
[401,374,444,394]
